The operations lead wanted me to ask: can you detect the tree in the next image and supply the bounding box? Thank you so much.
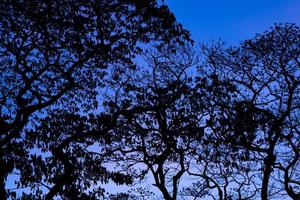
[0,0,189,198]
[203,23,300,200]
[102,45,242,200]
[102,24,300,200]
[3,4,299,199]
[25,110,135,199]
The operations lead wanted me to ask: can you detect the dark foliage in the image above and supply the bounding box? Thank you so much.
[201,23,300,200]
[0,0,189,198]
[1,2,300,199]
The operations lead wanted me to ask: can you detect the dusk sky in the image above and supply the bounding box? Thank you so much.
[3,1,300,199]
[166,0,300,44]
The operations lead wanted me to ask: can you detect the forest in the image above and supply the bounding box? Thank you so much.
[0,0,300,199]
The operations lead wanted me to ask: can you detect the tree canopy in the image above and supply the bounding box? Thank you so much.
[1,1,300,199]
[0,0,189,199]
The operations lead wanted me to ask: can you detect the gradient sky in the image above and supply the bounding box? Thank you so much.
[5,1,300,198]
[166,0,300,44]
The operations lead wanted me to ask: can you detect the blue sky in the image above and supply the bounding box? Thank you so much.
[5,1,300,198]
[166,0,300,44]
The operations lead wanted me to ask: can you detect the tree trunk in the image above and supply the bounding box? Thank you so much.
[261,154,275,200]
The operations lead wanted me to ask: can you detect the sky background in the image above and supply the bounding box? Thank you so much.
[166,0,300,44]
[5,1,300,198]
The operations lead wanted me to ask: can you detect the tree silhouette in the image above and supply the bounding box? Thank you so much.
[0,0,189,198]
[1,2,300,199]
[102,45,243,200]
[102,24,300,199]
[203,23,300,200]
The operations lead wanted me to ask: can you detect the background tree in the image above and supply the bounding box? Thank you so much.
[101,45,243,200]
[203,23,300,200]
[103,45,200,200]
[102,24,300,200]
[0,0,189,198]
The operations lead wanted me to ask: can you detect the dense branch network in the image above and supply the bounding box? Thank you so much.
[1,1,300,199]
